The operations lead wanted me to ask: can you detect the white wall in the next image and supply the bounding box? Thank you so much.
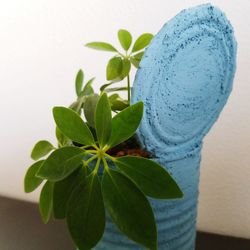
[0,0,249,239]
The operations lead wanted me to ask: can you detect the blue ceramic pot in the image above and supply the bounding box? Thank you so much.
[92,3,237,250]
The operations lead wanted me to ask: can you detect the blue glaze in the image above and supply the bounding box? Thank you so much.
[93,3,237,250]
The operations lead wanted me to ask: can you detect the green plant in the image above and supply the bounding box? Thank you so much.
[24,29,183,250]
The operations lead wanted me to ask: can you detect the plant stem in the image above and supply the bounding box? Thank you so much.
[127,74,131,104]
[93,157,101,174]
[84,155,98,166]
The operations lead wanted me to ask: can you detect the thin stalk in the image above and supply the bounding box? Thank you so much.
[102,156,109,172]
[104,153,115,162]
[93,157,101,174]
[127,74,131,103]
[84,155,98,166]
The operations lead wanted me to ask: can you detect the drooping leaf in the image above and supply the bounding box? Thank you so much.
[105,87,129,93]
[84,94,100,128]
[36,146,85,181]
[75,69,84,97]
[100,82,114,92]
[106,57,123,81]
[115,156,183,199]
[102,169,157,250]
[55,127,71,147]
[39,181,54,224]
[131,33,153,53]
[31,140,54,160]
[24,160,44,193]
[53,106,95,146]
[53,167,87,219]
[109,94,129,111]
[95,93,112,148]
[85,42,117,52]
[67,173,105,250]
[80,77,95,96]
[118,29,132,51]
[108,102,143,148]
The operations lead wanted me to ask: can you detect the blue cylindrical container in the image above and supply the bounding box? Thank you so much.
[94,3,237,250]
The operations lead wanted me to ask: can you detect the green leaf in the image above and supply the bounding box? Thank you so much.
[118,29,132,51]
[24,160,44,193]
[53,106,95,146]
[37,146,85,181]
[108,102,144,148]
[115,156,183,199]
[109,94,129,111]
[131,33,153,53]
[55,127,71,147]
[83,94,99,128]
[100,82,114,92]
[67,173,105,250]
[31,140,54,160]
[80,77,95,96]
[106,57,123,81]
[69,100,82,115]
[130,51,144,68]
[75,69,84,97]
[85,42,117,52]
[105,87,129,93]
[39,181,54,224]
[120,58,131,79]
[102,169,157,250]
[53,167,87,219]
[95,93,112,148]
[133,51,144,60]
[130,57,140,68]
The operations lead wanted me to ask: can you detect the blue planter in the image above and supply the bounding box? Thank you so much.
[93,3,237,250]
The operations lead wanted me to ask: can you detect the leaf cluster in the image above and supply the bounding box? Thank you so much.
[24,29,183,250]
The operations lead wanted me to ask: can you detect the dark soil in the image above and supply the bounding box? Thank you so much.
[107,136,151,158]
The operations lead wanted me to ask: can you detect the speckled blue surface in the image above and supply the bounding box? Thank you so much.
[94,3,237,250]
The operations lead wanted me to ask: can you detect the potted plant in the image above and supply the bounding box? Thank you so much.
[24,29,183,250]
[24,3,237,250]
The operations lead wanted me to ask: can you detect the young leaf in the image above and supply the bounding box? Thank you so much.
[24,160,44,193]
[67,173,105,250]
[75,69,84,97]
[53,106,95,146]
[106,57,123,81]
[31,140,54,160]
[84,94,100,128]
[95,93,112,147]
[118,29,132,51]
[80,77,95,97]
[131,33,153,53]
[37,146,85,182]
[85,42,117,52]
[115,156,183,199]
[102,169,157,250]
[53,167,87,219]
[39,181,54,224]
[108,102,144,148]
[55,127,71,147]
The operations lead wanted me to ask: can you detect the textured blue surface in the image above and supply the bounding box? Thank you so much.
[94,3,237,250]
